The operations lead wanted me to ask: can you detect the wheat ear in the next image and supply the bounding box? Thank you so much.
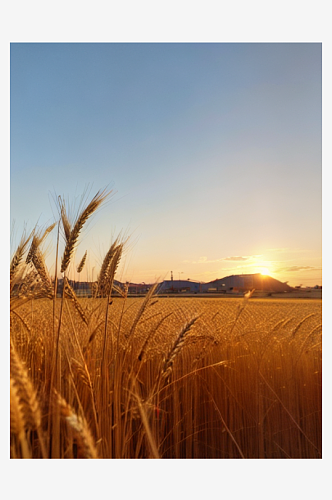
[291,313,316,338]
[10,378,31,458]
[10,340,42,430]
[56,391,98,458]
[31,248,54,298]
[10,309,31,334]
[60,202,71,241]
[61,189,111,273]
[103,244,123,297]
[10,229,33,285]
[161,316,198,379]
[77,250,87,273]
[97,239,120,295]
[26,222,56,264]
[64,277,88,325]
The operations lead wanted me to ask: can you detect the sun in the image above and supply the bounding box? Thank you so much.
[261,267,270,276]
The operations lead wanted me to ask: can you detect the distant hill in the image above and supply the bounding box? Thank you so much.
[201,274,292,293]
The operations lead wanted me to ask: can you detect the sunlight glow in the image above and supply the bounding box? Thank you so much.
[261,267,270,276]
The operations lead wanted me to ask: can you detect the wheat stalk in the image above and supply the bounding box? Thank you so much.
[229,288,255,338]
[131,384,160,459]
[137,312,173,362]
[125,283,159,340]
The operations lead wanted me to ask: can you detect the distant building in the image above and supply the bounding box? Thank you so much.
[125,282,152,294]
[55,278,123,297]
[157,279,201,294]
[53,273,293,298]
[201,274,292,293]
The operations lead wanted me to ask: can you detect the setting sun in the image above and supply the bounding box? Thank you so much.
[261,267,270,275]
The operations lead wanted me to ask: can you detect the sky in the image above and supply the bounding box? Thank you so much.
[10,42,322,286]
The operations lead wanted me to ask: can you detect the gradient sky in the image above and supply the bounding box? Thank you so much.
[10,42,322,286]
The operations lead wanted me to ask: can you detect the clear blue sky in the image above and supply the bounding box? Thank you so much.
[10,42,322,286]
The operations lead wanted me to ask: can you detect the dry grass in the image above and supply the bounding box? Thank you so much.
[10,190,322,459]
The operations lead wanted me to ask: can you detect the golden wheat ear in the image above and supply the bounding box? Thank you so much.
[10,340,48,459]
[77,250,87,273]
[10,378,31,458]
[10,228,34,285]
[55,391,98,458]
[64,277,88,325]
[97,238,120,296]
[26,222,56,265]
[31,248,54,298]
[10,340,43,432]
[161,316,199,380]
[60,188,112,274]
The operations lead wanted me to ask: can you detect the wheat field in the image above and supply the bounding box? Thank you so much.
[10,190,322,459]
[10,294,322,459]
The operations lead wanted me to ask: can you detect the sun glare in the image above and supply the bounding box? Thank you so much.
[261,267,269,275]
